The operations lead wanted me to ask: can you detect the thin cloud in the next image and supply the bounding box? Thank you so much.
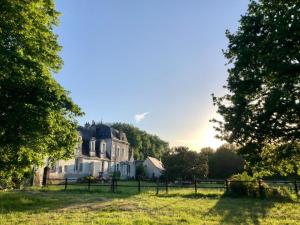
[134,112,149,123]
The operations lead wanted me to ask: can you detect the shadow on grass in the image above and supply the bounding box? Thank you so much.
[155,190,298,225]
[157,192,221,199]
[207,193,297,225]
[0,187,140,215]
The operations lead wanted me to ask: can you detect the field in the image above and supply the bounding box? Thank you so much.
[0,184,299,225]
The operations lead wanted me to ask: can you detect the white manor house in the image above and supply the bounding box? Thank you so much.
[35,123,136,184]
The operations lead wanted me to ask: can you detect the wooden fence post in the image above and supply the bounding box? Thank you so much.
[138,179,141,193]
[64,178,68,191]
[88,177,91,191]
[294,180,298,197]
[225,179,229,192]
[194,179,197,194]
[165,179,168,194]
[156,179,159,195]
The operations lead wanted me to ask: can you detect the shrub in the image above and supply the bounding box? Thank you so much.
[82,176,97,183]
[228,172,258,197]
[228,172,294,199]
[135,164,146,179]
[112,171,121,180]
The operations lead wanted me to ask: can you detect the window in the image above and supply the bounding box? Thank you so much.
[75,158,83,172]
[102,142,106,153]
[64,165,68,173]
[90,139,95,152]
[117,147,120,157]
[79,163,83,172]
[50,165,56,173]
[75,158,79,171]
[101,161,104,172]
[58,166,62,173]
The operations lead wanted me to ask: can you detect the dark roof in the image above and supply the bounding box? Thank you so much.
[78,123,128,158]
[78,123,127,141]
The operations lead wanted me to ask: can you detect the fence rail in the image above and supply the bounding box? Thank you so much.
[44,177,299,197]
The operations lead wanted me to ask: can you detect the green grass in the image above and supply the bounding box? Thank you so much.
[0,186,299,225]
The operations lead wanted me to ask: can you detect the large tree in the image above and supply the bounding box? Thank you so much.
[0,0,82,187]
[162,147,208,181]
[202,145,244,179]
[212,1,300,176]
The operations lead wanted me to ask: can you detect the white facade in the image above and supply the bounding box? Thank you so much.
[34,123,136,185]
[143,157,164,179]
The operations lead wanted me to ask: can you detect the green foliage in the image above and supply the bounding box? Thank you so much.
[0,0,83,188]
[81,176,97,183]
[162,146,208,181]
[256,142,300,177]
[112,123,169,160]
[135,164,146,179]
[228,172,258,197]
[112,171,121,180]
[212,1,300,175]
[228,172,292,199]
[202,144,244,178]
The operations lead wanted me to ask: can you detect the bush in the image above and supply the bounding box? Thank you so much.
[228,172,258,197]
[0,170,34,189]
[228,172,294,199]
[135,164,146,179]
[81,176,97,183]
[112,171,121,180]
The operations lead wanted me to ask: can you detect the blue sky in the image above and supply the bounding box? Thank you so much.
[54,0,249,150]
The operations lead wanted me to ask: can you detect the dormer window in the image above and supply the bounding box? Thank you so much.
[100,141,106,155]
[89,137,96,157]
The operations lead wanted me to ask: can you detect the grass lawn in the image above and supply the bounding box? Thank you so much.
[0,187,299,225]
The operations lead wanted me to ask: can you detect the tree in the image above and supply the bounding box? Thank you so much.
[162,146,208,181]
[112,123,169,160]
[212,1,300,175]
[135,164,146,179]
[257,143,300,177]
[207,145,244,178]
[0,1,82,187]
[200,147,214,157]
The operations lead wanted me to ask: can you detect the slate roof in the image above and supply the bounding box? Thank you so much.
[78,123,128,141]
[77,123,128,158]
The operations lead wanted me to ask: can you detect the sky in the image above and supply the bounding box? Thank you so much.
[54,0,249,150]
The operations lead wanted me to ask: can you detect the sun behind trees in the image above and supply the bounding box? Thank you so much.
[212,0,300,177]
[0,0,82,187]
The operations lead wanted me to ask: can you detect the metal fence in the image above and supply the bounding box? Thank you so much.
[44,177,299,197]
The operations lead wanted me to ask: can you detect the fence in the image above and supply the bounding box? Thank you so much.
[44,177,299,197]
